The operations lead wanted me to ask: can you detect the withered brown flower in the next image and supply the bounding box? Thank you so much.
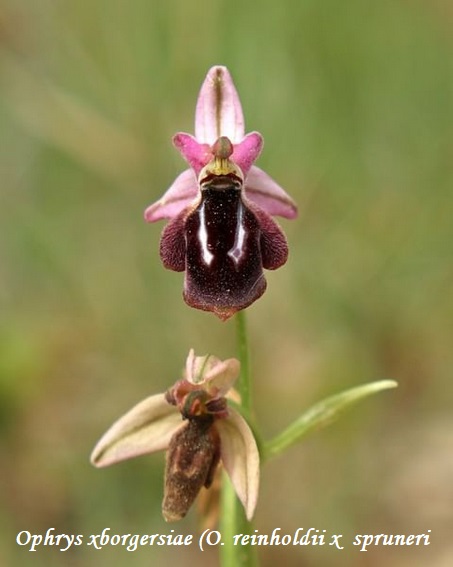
[91,350,259,521]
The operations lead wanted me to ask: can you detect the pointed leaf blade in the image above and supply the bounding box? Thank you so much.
[265,380,398,459]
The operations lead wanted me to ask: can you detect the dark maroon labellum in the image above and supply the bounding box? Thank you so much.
[159,174,289,320]
[183,175,265,319]
[162,416,220,522]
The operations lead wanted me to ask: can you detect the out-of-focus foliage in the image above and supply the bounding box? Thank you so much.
[1,0,452,565]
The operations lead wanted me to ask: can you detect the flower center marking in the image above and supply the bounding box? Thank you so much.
[198,202,214,266]
[227,201,246,266]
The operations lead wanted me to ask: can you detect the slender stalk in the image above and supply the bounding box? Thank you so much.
[219,310,256,567]
[235,310,251,413]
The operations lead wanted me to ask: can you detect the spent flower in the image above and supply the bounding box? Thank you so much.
[145,66,297,320]
[91,349,259,522]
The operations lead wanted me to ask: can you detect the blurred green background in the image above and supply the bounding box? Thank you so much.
[1,0,452,565]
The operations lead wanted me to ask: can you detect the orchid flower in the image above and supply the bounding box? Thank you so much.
[145,66,297,320]
[90,349,259,522]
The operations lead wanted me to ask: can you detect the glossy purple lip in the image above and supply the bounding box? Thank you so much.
[159,173,288,320]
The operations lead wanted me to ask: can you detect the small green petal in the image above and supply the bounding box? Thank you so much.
[91,393,182,467]
[264,380,398,460]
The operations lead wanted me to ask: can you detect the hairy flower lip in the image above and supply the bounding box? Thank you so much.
[90,350,260,521]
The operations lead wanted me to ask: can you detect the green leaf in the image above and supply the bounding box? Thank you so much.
[264,380,398,460]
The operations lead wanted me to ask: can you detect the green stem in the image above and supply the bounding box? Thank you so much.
[219,310,256,567]
[235,310,251,413]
